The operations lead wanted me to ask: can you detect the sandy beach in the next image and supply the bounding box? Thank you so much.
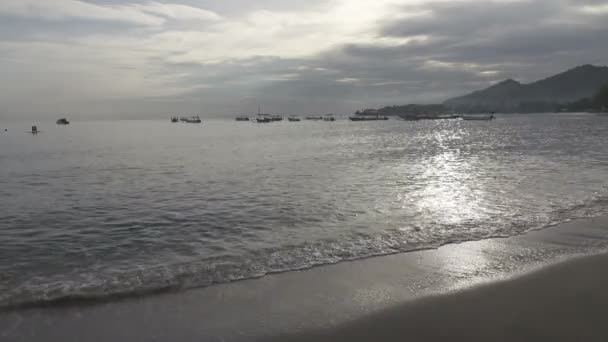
[268,252,608,342]
[1,217,608,342]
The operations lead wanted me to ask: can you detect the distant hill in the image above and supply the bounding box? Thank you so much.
[372,104,446,116]
[444,65,608,113]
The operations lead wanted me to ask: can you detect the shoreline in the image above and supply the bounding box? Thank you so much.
[268,251,608,341]
[1,216,607,341]
[0,215,597,312]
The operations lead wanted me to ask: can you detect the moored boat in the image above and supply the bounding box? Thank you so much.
[256,114,273,123]
[288,116,301,122]
[56,118,70,125]
[461,114,495,121]
[183,115,202,123]
[305,116,323,120]
[235,116,250,121]
[349,115,389,121]
[397,114,460,121]
[350,109,388,121]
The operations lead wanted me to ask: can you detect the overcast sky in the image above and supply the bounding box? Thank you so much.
[1,0,607,119]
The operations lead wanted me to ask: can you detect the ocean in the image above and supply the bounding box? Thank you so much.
[1,113,608,309]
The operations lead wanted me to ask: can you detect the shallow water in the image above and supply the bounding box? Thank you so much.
[1,113,608,307]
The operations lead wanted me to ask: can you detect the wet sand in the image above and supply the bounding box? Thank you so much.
[1,217,608,342]
[268,251,608,342]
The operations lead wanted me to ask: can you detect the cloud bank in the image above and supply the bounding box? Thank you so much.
[0,0,607,118]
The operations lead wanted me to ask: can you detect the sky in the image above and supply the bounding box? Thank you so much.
[1,0,607,119]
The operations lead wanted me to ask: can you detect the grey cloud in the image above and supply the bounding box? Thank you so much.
[382,0,559,38]
[202,0,608,108]
[2,0,608,118]
[0,16,137,41]
[86,0,328,16]
[283,0,608,106]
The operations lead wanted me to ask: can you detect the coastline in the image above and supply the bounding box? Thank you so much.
[1,216,608,341]
[268,251,608,342]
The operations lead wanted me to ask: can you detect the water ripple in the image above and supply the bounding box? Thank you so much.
[1,115,608,308]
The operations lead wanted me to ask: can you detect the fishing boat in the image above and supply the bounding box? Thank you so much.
[56,118,70,125]
[256,114,273,123]
[183,115,202,123]
[253,105,277,123]
[397,114,460,121]
[349,116,388,121]
[461,114,495,121]
[288,116,301,122]
[305,116,323,120]
[349,109,388,121]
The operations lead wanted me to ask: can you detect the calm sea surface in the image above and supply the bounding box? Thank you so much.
[1,114,608,307]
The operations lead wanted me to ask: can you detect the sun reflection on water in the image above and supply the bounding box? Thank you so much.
[403,126,489,226]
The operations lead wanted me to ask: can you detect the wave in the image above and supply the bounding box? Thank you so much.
[2,195,608,311]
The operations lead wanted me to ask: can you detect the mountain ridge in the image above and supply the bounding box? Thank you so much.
[444,64,608,112]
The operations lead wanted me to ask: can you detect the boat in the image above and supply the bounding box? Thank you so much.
[397,114,460,121]
[253,105,277,123]
[171,116,179,123]
[30,126,39,134]
[183,115,202,123]
[460,114,495,121]
[235,116,250,121]
[349,109,389,121]
[323,114,336,121]
[56,118,70,125]
[349,115,389,121]
[256,114,273,123]
[305,116,324,120]
[288,116,301,122]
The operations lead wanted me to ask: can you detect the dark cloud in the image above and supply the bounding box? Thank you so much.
[2,0,608,118]
[382,1,559,38]
[252,0,608,111]
[378,0,608,67]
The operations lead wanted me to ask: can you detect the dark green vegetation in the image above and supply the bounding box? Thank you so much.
[593,84,608,111]
[356,104,446,117]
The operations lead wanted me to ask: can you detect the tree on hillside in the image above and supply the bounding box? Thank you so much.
[593,84,608,110]
[564,98,593,112]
